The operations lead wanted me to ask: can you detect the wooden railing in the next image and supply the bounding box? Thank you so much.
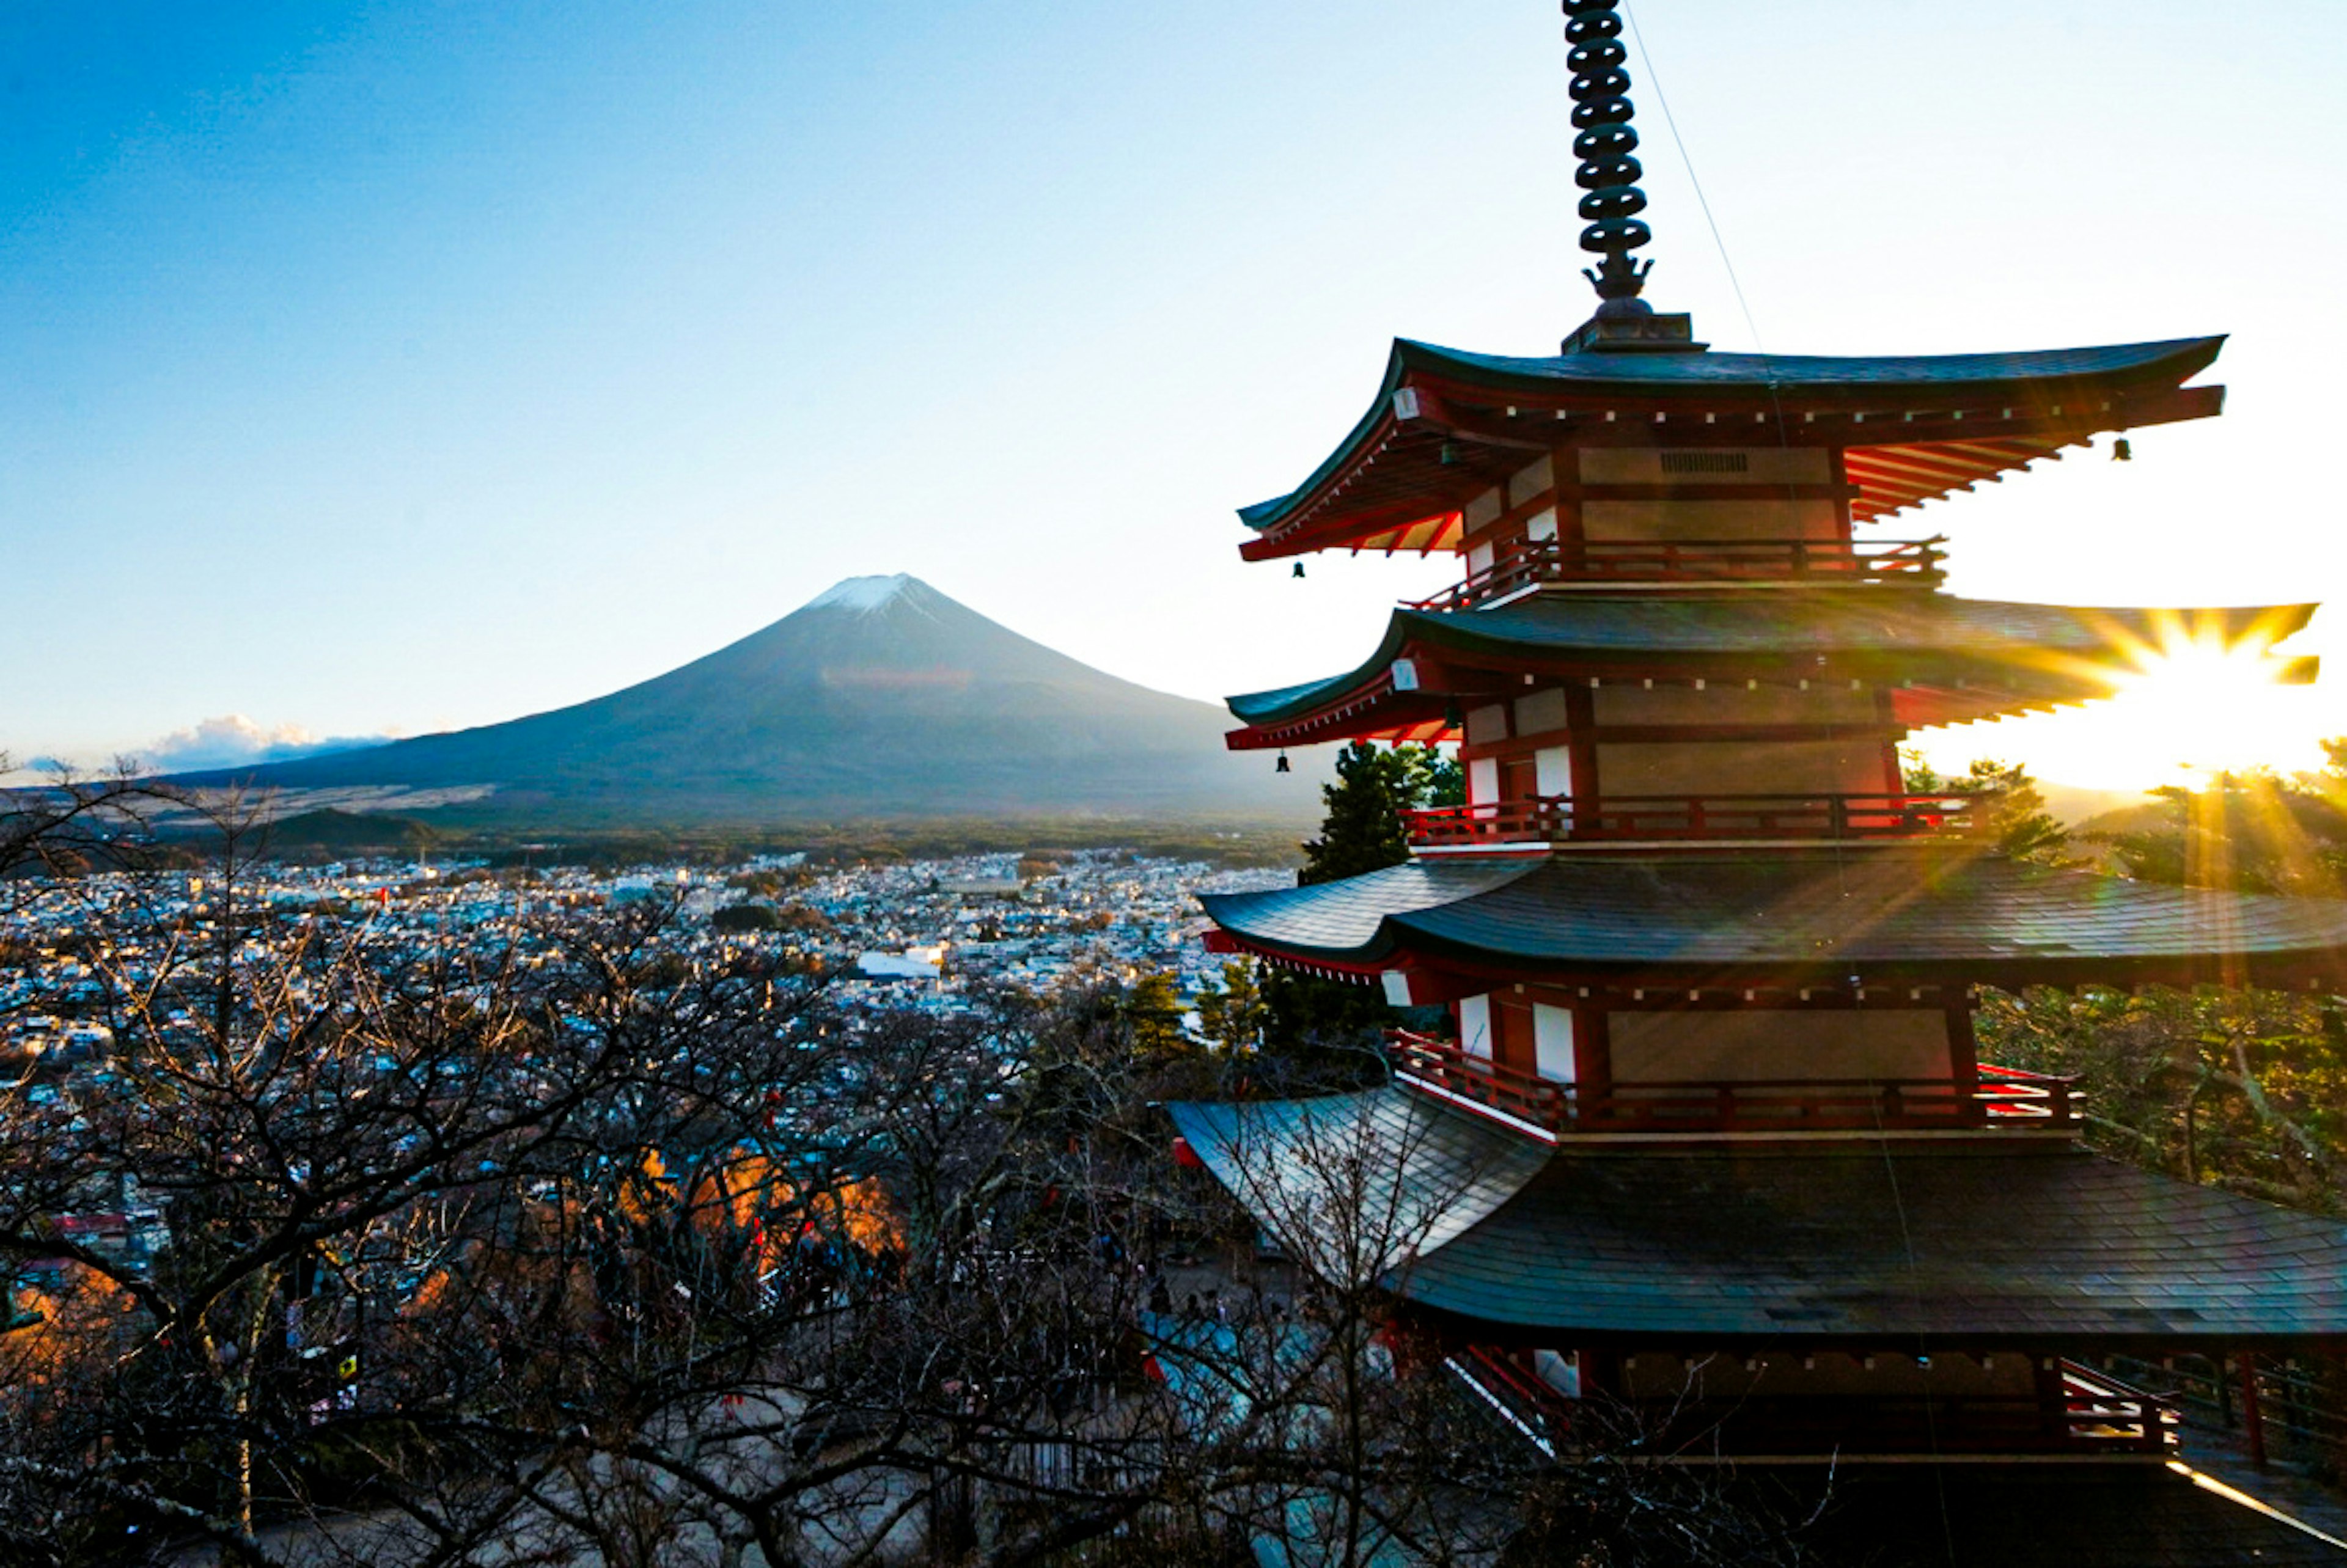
[1408,535,1947,612]
[1386,1030,2079,1137]
[1628,1376,2170,1457]
[1452,1349,2169,1459]
[1403,791,1989,850]
[1384,1030,1569,1131]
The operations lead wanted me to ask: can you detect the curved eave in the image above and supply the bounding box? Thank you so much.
[1201,855,2347,991]
[1239,335,2226,559]
[1169,1086,2347,1348]
[1222,598,2316,747]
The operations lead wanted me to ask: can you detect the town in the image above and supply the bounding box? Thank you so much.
[1,846,1291,1053]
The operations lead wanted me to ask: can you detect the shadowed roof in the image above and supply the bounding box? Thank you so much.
[1198,854,2347,989]
[1172,1088,2347,1348]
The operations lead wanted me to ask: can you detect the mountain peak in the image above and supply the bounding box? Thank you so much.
[804,573,922,615]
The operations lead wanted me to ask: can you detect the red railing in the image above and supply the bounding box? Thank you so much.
[1408,535,1947,612]
[1386,1030,2079,1137]
[1403,792,1989,850]
[1625,1378,2170,1457]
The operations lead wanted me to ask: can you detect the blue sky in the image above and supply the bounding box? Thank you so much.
[7,1,2344,790]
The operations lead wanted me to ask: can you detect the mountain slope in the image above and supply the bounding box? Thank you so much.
[175,576,1299,820]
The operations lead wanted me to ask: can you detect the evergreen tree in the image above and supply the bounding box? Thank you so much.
[2096,763,2347,897]
[1263,741,1463,1066]
[1194,959,1266,1054]
[1901,751,2072,865]
[1121,970,1191,1060]
[1299,741,1463,884]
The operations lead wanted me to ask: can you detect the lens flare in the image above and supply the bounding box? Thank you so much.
[1917,621,2323,794]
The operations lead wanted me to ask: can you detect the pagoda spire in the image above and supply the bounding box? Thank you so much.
[1558,0,1697,351]
[1565,0,1651,311]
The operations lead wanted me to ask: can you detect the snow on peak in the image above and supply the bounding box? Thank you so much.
[805,574,919,614]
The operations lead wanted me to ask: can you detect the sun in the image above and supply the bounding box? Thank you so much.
[1917,626,2328,794]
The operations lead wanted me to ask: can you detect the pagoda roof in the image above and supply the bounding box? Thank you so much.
[1240,335,2225,559]
[1197,853,2347,989]
[1225,595,2316,747]
[1168,1086,2347,1348]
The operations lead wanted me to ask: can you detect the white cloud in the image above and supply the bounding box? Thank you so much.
[139,715,389,772]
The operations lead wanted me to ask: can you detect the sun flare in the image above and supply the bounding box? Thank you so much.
[1925,626,2326,794]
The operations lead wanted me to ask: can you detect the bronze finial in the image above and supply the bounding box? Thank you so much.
[1565,0,1651,316]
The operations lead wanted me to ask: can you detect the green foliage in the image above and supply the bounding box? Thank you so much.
[1258,741,1462,1067]
[2096,765,2347,896]
[1898,752,2072,865]
[1193,960,1266,1055]
[1978,984,2347,1215]
[710,903,783,932]
[1121,971,1190,1060]
[1298,741,1462,887]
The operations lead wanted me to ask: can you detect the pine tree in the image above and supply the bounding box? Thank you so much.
[1263,741,1463,1064]
[1299,741,1463,884]
[1900,750,2072,865]
[1194,960,1266,1055]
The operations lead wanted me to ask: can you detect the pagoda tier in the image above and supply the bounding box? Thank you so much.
[1170,1087,2347,1351]
[1201,852,2347,1139]
[1169,1086,2347,1468]
[1239,336,2224,560]
[1224,595,2318,752]
[1199,854,2347,991]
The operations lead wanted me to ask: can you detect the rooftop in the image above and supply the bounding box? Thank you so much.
[1198,852,2347,989]
[1170,1086,2347,1349]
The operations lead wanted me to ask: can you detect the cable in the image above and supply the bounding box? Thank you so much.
[1620,2,1765,356]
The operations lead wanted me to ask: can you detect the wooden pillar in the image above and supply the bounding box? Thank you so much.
[1945,988,1981,1119]
[1554,446,1586,573]
[2238,1352,2268,1468]
[1563,684,1599,828]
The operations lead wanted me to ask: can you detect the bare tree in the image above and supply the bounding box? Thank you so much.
[0,800,1831,1565]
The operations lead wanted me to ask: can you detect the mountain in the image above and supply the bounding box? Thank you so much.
[172,576,1303,822]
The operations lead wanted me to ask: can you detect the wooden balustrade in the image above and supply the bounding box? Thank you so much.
[1403,791,1989,851]
[1620,1385,2169,1457]
[1408,535,1947,612]
[1386,1030,2079,1138]
[1451,1349,2170,1458]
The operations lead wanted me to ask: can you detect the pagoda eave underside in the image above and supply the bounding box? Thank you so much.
[1223,668,2118,752]
[1241,376,2222,561]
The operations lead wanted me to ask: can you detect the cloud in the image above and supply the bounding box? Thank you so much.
[138,715,390,772]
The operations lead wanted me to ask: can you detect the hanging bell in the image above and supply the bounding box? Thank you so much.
[1274,751,1291,774]
[2113,438,2132,462]
[1443,698,1466,730]
[1293,562,1306,578]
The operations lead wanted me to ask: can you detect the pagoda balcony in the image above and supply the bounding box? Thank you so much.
[1402,791,1989,854]
[1384,1029,2081,1140]
[1405,534,1947,613]
[1449,1350,2172,1461]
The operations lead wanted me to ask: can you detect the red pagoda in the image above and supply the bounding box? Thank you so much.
[1173,3,2347,1558]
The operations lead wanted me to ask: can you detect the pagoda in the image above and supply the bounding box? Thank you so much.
[1172,2,2347,1557]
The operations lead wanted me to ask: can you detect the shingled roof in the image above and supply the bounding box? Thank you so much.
[1240,336,2227,557]
[1197,853,2347,989]
[1224,594,2316,745]
[1169,1087,2347,1350]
